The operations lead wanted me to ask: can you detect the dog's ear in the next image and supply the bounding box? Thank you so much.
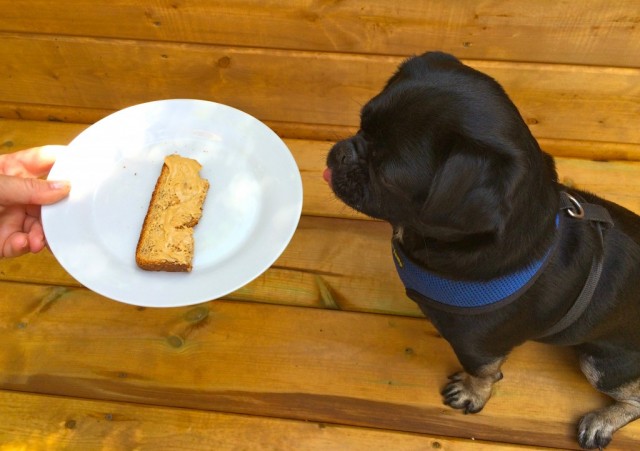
[416,139,513,242]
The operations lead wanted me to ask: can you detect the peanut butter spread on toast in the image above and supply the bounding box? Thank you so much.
[136,154,209,272]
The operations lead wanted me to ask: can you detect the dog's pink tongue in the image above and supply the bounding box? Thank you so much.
[323,167,332,186]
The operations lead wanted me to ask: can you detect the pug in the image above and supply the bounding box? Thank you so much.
[324,51,640,449]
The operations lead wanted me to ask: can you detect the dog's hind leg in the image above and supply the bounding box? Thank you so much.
[577,352,640,449]
[440,356,505,414]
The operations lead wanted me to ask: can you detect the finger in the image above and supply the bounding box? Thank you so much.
[2,233,30,258]
[0,145,67,177]
[0,175,70,206]
[25,204,41,219]
[26,218,47,254]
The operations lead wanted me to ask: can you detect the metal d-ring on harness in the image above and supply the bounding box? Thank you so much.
[536,192,614,339]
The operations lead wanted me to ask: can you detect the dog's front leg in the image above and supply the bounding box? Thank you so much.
[577,353,640,449]
[441,356,505,414]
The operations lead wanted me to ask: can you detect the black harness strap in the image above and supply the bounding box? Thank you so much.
[536,192,614,339]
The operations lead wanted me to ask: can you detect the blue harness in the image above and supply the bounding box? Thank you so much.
[392,215,560,313]
[392,191,614,324]
[391,191,614,340]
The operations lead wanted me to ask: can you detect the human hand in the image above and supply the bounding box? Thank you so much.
[0,146,71,258]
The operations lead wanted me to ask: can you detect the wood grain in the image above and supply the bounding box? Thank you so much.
[3,115,640,161]
[1,289,639,449]
[0,390,553,450]
[1,35,639,145]
[0,120,639,321]
[0,124,631,329]
[2,3,639,449]
[2,120,640,221]
[0,0,639,67]
[0,215,418,317]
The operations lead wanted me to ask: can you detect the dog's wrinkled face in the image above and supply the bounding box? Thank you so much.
[325,52,543,244]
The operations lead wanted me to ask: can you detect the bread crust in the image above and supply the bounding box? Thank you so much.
[135,156,209,272]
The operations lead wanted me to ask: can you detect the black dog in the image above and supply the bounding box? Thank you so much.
[324,52,640,449]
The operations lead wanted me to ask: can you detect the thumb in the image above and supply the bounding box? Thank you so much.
[0,175,70,205]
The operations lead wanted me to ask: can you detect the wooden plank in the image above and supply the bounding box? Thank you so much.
[0,0,639,68]
[556,158,640,212]
[2,120,640,219]
[1,35,640,145]
[1,391,548,451]
[0,215,419,317]
[0,118,85,150]
[0,118,368,220]
[538,138,640,162]
[0,101,364,140]
[0,102,115,128]
[0,288,639,449]
[0,390,552,451]
[4,115,640,161]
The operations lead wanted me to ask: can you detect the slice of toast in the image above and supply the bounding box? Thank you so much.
[136,154,209,272]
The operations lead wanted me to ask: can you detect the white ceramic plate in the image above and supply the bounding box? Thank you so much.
[42,99,303,307]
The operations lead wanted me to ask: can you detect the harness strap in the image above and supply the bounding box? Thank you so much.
[536,192,614,339]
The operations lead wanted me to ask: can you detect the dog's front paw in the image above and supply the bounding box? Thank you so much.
[440,371,502,414]
[577,401,640,449]
[578,411,615,449]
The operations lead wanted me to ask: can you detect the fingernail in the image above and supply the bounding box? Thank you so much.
[47,180,71,190]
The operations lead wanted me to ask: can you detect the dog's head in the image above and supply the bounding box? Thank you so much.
[325,52,556,244]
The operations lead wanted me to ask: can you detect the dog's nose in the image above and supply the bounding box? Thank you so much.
[332,140,357,165]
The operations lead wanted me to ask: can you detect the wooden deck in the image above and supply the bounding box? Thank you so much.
[1,119,640,449]
[1,1,640,449]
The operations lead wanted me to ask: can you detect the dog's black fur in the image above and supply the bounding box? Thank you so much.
[325,52,640,449]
